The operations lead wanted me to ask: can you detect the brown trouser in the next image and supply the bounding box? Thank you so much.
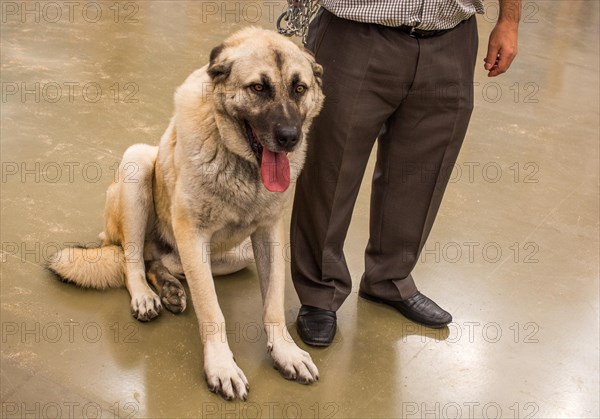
[291,9,479,311]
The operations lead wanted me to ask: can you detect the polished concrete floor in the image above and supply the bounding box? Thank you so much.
[1,1,599,418]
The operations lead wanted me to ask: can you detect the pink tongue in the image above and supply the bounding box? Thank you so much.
[261,148,290,192]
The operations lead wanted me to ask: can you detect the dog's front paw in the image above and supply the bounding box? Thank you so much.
[204,350,249,401]
[160,280,187,314]
[269,340,319,384]
[130,290,162,322]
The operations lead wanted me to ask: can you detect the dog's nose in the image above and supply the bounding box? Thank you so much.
[275,126,300,148]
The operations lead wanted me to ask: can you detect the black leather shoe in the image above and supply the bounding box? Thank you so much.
[296,305,337,347]
[359,290,452,328]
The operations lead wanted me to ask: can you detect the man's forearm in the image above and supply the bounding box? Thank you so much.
[498,0,522,25]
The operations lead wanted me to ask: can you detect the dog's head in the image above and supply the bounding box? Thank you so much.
[206,28,324,192]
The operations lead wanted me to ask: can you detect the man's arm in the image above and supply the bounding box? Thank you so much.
[484,0,521,77]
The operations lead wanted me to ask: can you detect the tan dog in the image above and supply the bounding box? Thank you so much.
[48,27,324,401]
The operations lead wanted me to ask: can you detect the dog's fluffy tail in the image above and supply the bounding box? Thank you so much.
[47,245,125,289]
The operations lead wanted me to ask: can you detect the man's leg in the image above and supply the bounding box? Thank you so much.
[291,10,419,344]
[291,10,418,310]
[360,17,479,325]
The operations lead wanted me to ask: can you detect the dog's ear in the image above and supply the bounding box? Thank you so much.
[311,61,324,86]
[302,48,323,86]
[208,44,232,83]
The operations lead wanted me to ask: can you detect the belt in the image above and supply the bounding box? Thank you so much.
[396,17,472,38]
[397,25,453,38]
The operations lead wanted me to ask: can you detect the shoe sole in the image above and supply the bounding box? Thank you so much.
[299,338,332,347]
[358,290,450,329]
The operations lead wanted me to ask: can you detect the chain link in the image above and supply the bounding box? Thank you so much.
[277,0,320,45]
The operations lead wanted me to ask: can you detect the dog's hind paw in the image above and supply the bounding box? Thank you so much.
[160,281,187,314]
[130,290,162,322]
[270,341,319,384]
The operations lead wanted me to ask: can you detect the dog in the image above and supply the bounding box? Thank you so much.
[47,27,324,401]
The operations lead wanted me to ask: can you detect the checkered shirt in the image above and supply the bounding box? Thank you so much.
[319,0,485,30]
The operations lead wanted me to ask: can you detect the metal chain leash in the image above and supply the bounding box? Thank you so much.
[277,0,320,45]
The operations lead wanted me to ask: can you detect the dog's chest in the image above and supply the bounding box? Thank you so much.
[210,191,287,241]
[210,211,262,248]
[222,193,284,229]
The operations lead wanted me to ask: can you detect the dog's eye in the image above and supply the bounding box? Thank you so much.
[295,85,307,95]
[252,84,264,92]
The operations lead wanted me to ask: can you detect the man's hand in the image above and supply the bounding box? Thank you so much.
[484,0,520,77]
